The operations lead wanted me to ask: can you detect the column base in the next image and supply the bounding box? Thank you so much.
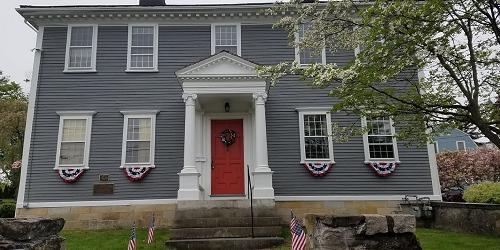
[252,170,274,199]
[177,172,202,200]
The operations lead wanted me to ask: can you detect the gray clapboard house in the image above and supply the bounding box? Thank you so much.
[15,1,441,231]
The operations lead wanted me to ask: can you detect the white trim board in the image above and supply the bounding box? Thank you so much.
[17,199,177,208]
[17,26,44,209]
[275,195,442,201]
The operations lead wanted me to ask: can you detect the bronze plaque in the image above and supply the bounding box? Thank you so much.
[99,174,109,182]
[93,183,114,195]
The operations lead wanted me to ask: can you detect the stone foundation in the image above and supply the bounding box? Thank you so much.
[16,204,176,230]
[16,200,401,230]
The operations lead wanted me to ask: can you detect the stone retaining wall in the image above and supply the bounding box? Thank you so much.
[303,214,421,250]
[16,200,401,230]
[401,201,500,236]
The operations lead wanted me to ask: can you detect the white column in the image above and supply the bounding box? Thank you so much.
[178,93,202,200]
[252,92,275,199]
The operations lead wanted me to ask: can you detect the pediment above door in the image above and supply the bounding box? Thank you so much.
[176,51,262,81]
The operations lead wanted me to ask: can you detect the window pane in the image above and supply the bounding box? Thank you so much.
[215,45,238,54]
[300,49,323,65]
[368,136,393,144]
[127,118,151,140]
[132,26,154,46]
[126,141,151,163]
[62,119,86,141]
[131,47,154,55]
[367,118,392,135]
[60,142,85,165]
[457,141,466,151]
[304,114,327,137]
[70,26,93,46]
[369,144,394,159]
[69,47,92,68]
[130,55,154,68]
[215,25,237,46]
[305,137,329,159]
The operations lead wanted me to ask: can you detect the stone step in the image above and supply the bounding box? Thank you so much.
[175,207,278,220]
[166,237,285,250]
[170,226,282,240]
[174,216,282,228]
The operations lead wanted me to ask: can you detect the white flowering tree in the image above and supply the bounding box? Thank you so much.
[260,0,500,147]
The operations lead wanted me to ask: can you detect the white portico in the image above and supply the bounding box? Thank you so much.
[175,52,274,201]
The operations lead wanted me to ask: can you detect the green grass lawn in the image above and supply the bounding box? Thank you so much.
[61,227,500,250]
[417,228,500,250]
[61,228,170,250]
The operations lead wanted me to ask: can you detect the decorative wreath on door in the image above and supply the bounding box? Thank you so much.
[220,129,237,146]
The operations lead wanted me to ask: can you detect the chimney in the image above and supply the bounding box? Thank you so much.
[139,0,165,6]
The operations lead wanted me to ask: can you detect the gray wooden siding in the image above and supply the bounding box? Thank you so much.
[24,24,432,203]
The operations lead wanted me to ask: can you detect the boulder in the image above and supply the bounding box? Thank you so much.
[304,214,421,250]
[387,214,416,233]
[0,218,65,250]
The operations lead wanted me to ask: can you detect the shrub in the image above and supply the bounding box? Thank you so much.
[0,201,15,218]
[437,148,500,189]
[463,182,500,204]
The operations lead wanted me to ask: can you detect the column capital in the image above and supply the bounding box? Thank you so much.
[252,92,268,104]
[182,93,198,105]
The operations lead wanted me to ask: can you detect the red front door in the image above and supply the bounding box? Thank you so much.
[211,119,244,196]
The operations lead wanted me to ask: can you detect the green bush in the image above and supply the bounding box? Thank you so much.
[0,201,15,218]
[463,182,500,204]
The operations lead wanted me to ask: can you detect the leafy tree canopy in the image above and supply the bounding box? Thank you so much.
[259,0,500,148]
[0,71,27,198]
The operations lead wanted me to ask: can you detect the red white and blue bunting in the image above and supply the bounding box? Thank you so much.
[123,166,152,182]
[303,162,333,177]
[57,168,86,183]
[366,162,398,176]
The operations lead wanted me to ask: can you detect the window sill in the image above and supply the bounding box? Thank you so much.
[125,69,159,73]
[54,166,89,170]
[300,160,335,164]
[64,69,97,73]
[364,160,401,164]
[120,165,156,169]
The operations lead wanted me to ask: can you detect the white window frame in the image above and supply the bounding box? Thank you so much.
[295,24,326,67]
[64,24,98,72]
[211,23,242,56]
[55,111,95,169]
[456,140,466,151]
[120,110,159,168]
[126,24,159,72]
[297,107,335,164]
[361,117,400,163]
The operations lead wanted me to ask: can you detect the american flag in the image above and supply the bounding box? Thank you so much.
[290,211,307,250]
[127,222,136,250]
[147,214,155,244]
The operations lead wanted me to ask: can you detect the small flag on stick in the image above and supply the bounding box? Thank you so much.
[147,214,155,244]
[290,210,307,250]
[127,222,137,250]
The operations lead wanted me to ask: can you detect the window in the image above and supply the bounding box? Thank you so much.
[120,111,158,167]
[362,117,399,162]
[65,25,98,72]
[297,108,334,163]
[295,23,326,66]
[211,24,241,56]
[55,111,95,169]
[456,141,466,151]
[127,24,159,71]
